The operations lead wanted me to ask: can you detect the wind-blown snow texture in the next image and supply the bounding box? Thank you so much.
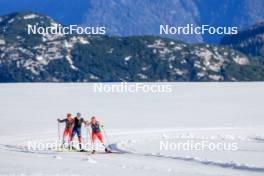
[0,83,264,176]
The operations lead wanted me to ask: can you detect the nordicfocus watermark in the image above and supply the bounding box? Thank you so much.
[160,140,238,152]
[160,24,238,35]
[93,82,172,93]
[27,24,106,35]
[26,140,104,151]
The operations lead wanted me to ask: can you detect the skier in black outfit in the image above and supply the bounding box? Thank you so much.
[70,112,86,150]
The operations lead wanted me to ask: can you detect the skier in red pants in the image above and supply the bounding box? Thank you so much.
[57,113,74,147]
[87,116,111,154]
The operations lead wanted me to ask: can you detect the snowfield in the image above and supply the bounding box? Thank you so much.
[0,83,264,176]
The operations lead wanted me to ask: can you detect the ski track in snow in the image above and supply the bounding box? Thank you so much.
[112,143,264,173]
[110,137,264,173]
[253,136,264,143]
[1,128,264,174]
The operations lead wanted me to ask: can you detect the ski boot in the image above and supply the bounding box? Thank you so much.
[79,143,86,152]
[105,148,112,153]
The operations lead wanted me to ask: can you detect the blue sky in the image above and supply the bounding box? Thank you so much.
[0,0,90,25]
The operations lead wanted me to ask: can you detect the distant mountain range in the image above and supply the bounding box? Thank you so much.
[221,21,264,58]
[0,12,264,82]
[0,0,264,43]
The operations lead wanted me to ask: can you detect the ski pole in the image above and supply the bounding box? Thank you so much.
[86,126,92,150]
[57,121,61,144]
[102,126,112,151]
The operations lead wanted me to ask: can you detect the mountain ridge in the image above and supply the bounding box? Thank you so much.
[0,12,264,82]
[1,0,264,43]
[221,21,264,58]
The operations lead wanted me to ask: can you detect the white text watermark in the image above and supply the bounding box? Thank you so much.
[93,82,173,93]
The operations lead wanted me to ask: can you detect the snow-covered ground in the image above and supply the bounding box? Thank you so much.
[0,83,264,176]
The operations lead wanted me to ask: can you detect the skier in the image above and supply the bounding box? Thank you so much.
[57,113,74,147]
[70,112,86,151]
[87,116,111,154]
